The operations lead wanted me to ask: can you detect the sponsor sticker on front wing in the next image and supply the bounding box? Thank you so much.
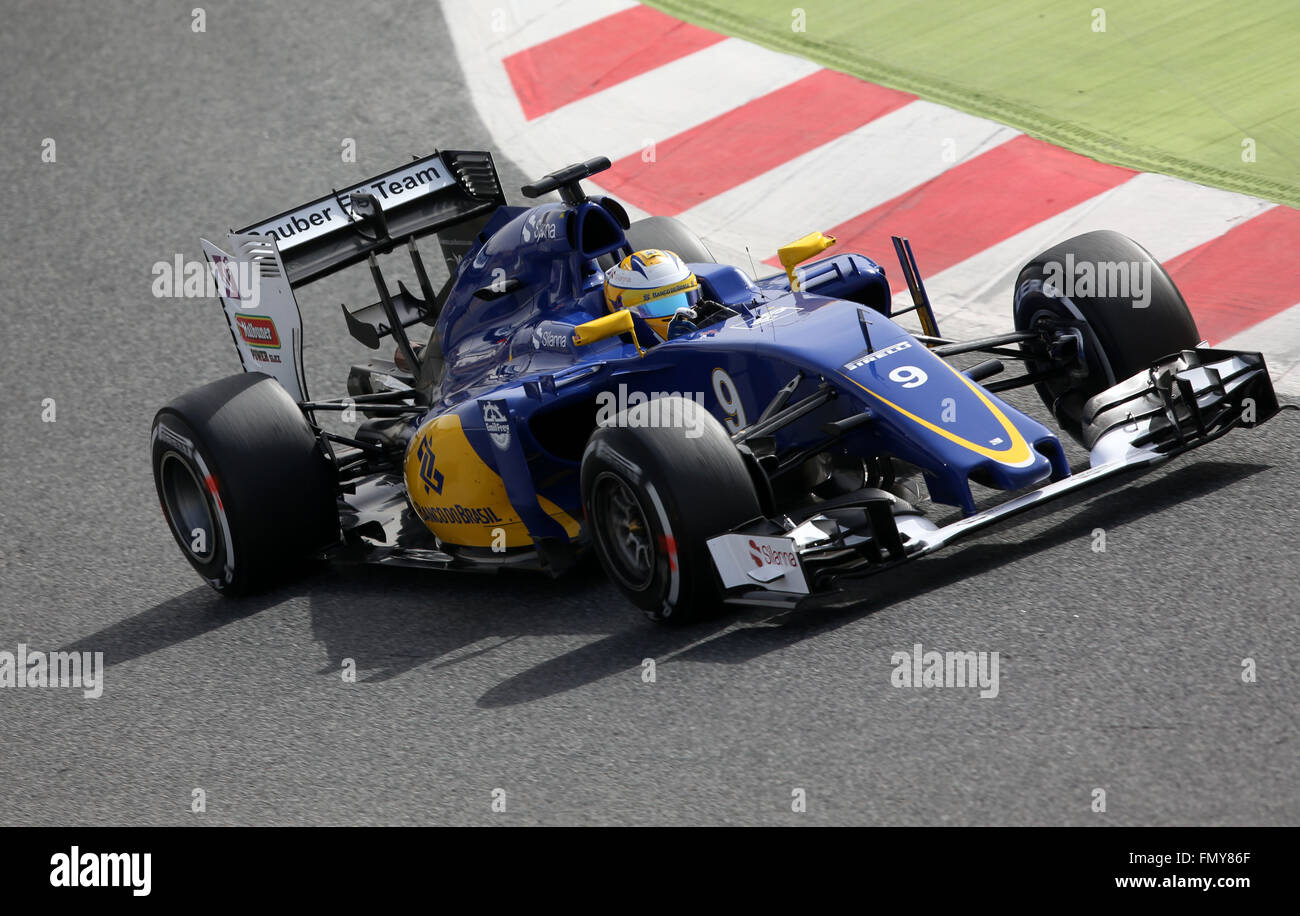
[707,534,810,595]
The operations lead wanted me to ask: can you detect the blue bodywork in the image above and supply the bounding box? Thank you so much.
[413,193,1069,542]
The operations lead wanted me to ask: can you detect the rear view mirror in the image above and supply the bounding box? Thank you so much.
[778,232,837,289]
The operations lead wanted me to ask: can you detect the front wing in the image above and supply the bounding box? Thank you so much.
[708,347,1288,610]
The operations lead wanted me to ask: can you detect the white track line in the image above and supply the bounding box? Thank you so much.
[896,176,1298,393]
[509,40,820,170]
[904,173,1275,320]
[1221,303,1300,394]
[443,1,819,179]
[481,0,637,58]
[679,101,1019,261]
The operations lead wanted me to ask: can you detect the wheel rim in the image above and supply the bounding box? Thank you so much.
[1027,307,1078,407]
[159,451,216,562]
[1028,304,1116,386]
[590,471,656,592]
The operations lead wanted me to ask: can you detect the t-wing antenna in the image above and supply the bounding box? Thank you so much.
[521,156,612,206]
[891,236,942,340]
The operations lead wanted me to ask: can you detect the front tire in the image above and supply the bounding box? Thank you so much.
[151,373,339,595]
[581,396,761,624]
[1013,229,1200,443]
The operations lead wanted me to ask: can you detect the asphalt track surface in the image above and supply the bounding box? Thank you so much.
[1,0,1296,826]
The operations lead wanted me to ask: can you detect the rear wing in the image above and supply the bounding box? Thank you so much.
[236,149,506,286]
[204,150,507,403]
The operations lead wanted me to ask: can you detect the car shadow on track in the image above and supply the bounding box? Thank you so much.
[56,581,302,669]
[58,549,711,689]
[477,459,1268,705]
[62,461,1266,704]
[664,459,1269,668]
[302,557,656,684]
[306,555,768,693]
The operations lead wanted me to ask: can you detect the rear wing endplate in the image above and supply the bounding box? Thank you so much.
[201,233,310,402]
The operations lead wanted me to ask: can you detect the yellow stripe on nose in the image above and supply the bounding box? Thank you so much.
[842,360,1035,466]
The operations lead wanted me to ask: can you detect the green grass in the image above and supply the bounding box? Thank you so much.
[645,0,1300,207]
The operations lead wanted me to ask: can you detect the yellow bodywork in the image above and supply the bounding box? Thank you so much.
[404,414,581,548]
[778,232,838,290]
[572,309,643,355]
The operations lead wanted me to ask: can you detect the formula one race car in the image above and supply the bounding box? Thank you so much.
[153,151,1284,622]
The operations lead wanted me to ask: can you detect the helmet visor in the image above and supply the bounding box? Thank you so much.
[632,286,699,319]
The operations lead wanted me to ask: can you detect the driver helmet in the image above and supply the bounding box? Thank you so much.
[603,249,699,339]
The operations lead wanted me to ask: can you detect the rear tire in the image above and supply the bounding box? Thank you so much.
[581,396,760,624]
[1013,229,1200,443]
[151,373,339,595]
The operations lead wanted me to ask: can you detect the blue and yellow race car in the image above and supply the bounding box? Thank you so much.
[152,151,1283,622]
